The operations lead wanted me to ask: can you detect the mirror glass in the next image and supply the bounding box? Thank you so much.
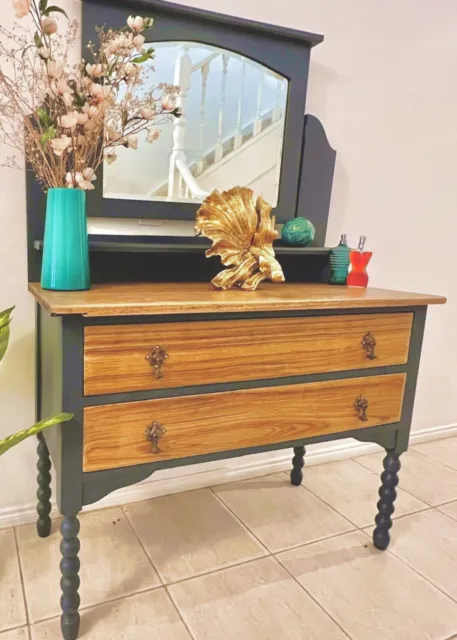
[103,42,288,206]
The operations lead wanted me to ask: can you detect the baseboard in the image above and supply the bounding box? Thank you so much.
[2,422,457,530]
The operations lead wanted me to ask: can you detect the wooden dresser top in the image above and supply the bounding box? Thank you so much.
[29,282,446,317]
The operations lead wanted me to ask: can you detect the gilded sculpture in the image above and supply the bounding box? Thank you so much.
[195,187,285,291]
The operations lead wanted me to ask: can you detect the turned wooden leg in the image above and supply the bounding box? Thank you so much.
[290,446,305,486]
[36,433,52,538]
[60,515,81,640]
[373,451,401,551]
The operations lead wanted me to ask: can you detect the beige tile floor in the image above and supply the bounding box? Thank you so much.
[2,436,457,639]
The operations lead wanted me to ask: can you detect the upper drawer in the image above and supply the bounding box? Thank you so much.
[84,312,412,396]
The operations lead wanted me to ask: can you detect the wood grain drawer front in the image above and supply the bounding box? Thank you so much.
[84,313,412,396]
[83,373,406,472]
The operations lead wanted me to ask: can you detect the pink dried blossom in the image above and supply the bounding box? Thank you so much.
[12,0,30,18]
[41,17,58,35]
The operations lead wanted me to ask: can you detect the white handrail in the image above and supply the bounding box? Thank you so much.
[191,49,283,81]
[175,159,210,199]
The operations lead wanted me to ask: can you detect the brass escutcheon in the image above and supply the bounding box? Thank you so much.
[146,345,168,379]
[361,332,377,360]
[354,395,369,421]
[144,421,166,454]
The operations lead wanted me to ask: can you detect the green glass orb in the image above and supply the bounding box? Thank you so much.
[281,217,315,246]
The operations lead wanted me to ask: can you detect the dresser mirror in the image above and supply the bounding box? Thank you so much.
[104,42,288,206]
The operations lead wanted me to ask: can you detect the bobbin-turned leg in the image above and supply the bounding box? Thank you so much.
[290,446,306,486]
[36,432,52,538]
[373,451,401,550]
[60,515,81,640]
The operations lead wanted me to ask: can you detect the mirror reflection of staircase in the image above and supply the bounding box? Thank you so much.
[153,44,288,204]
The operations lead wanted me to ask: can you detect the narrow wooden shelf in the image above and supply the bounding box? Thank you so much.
[33,235,331,256]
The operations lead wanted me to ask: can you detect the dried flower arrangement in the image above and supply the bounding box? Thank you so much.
[0,0,181,189]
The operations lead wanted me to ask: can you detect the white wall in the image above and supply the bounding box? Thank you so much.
[1,0,457,524]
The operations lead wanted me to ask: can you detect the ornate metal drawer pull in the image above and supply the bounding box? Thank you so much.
[146,345,168,379]
[354,395,368,421]
[144,421,166,454]
[361,332,377,360]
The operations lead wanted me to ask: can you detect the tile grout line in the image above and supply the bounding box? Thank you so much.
[358,527,457,607]
[409,445,457,473]
[272,553,354,640]
[12,527,31,631]
[211,477,359,553]
[208,486,270,554]
[282,466,376,531]
[30,585,167,627]
[349,455,440,506]
[0,624,31,637]
[120,505,166,588]
[351,456,439,507]
[164,585,197,640]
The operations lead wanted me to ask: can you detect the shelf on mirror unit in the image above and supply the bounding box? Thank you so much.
[33,236,331,256]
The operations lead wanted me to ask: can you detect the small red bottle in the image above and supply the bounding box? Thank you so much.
[347,236,372,288]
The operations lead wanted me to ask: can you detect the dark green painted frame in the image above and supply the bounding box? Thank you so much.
[37,305,427,516]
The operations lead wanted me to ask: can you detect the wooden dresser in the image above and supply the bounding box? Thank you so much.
[29,281,445,640]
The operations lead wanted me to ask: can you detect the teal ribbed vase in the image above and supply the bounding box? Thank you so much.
[41,188,90,291]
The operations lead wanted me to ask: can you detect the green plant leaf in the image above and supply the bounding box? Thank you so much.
[0,413,73,456]
[40,125,56,146]
[39,0,48,13]
[131,52,152,64]
[37,107,53,128]
[0,306,14,363]
[34,32,43,48]
[44,5,68,18]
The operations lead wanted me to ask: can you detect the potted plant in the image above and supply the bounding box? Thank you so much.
[0,1,181,290]
[0,306,72,455]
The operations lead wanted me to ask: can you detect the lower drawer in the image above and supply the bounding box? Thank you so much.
[83,373,406,472]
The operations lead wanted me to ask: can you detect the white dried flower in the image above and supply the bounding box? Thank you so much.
[50,135,72,156]
[82,167,97,182]
[60,114,78,129]
[41,17,58,35]
[127,16,144,31]
[86,63,104,78]
[146,128,160,143]
[55,77,74,96]
[47,61,64,78]
[124,63,139,78]
[75,112,89,125]
[127,135,138,149]
[65,171,82,185]
[38,46,51,60]
[133,34,146,53]
[161,95,175,111]
[106,150,117,165]
[140,107,154,120]
[79,180,96,191]
[61,92,74,108]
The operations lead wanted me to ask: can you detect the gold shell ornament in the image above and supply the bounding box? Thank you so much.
[195,187,285,291]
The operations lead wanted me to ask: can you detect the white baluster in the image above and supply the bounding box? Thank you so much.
[196,62,210,175]
[214,54,229,163]
[168,45,192,200]
[253,70,265,136]
[233,59,247,150]
[272,76,283,123]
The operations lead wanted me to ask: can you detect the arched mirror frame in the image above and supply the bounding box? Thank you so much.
[81,0,323,223]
